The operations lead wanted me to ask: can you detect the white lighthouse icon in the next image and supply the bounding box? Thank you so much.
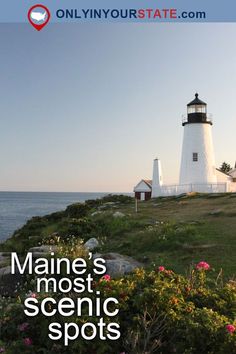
[179,93,217,185]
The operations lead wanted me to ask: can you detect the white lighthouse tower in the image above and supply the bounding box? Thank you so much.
[179,93,217,188]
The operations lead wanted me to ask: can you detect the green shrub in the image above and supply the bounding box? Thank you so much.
[101,194,133,204]
[0,263,235,353]
[65,203,90,218]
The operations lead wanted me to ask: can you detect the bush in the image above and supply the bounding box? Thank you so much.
[0,262,235,353]
[65,203,90,218]
[101,194,133,204]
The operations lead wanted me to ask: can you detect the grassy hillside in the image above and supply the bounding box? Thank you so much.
[1,193,236,279]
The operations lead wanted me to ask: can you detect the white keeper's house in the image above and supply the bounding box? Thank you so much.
[134,93,236,200]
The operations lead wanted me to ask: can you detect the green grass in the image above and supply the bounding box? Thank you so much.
[97,193,236,278]
[1,193,236,279]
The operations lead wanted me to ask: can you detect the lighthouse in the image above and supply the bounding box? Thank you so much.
[133,92,236,199]
[179,93,217,186]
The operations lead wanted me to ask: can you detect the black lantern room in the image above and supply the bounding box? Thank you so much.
[183,93,212,126]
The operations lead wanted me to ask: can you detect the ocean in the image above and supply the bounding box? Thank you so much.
[0,192,110,242]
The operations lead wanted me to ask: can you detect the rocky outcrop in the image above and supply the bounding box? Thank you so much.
[91,211,103,217]
[113,211,125,218]
[0,243,142,296]
[93,252,142,277]
[0,252,10,267]
[28,245,58,258]
[84,238,99,251]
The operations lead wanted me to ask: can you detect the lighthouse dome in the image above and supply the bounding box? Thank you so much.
[187,93,206,107]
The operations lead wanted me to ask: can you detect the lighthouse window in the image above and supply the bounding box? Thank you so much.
[193,153,198,162]
[187,105,206,114]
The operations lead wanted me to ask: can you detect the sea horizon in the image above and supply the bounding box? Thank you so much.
[0,191,132,242]
[0,190,131,194]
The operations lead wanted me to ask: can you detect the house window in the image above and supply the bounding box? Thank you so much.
[193,153,198,162]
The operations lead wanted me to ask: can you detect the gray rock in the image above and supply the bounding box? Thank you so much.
[0,252,11,257]
[0,246,58,295]
[188,221,201,225]
[30,252,50,258]
[84,238,99,251]
[113,211,125,218]
[29,245,58,253]
[100,253,142,277]
[91,211,103,217]
[0,258,9,268]
[0,253,10,268]
[28,245,58,258]
[92,253,103,259]
[51,232,60,236]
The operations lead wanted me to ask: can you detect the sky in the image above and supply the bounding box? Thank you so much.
[1,23,236,192]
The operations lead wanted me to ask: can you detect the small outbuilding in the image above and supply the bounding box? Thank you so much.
[133,179,152,201]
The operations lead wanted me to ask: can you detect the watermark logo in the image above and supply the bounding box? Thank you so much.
[28,4,50,31]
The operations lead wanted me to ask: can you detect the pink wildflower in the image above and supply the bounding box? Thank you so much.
[18,322,29,331]
[158,266,165,272]
[24,338,33,346]
[101,274,111,282]
[196,261,210,270]
[226,324,235,334]
[26,291,37,298]
[0,348,5,353]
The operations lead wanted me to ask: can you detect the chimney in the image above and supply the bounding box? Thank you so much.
[151,158,163,198]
